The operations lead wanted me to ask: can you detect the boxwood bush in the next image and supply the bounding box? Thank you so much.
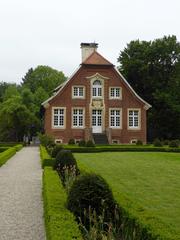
[40,145,55,168]
[43,167,82,240]
[67,173,116,228]
[51,144,63,158]
[0,147,17,167]
[54,150,79,181]
[169,140,180,148]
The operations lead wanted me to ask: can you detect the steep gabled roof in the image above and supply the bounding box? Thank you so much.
[82,51,113,66]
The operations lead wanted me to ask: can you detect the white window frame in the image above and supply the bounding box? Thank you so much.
[112,139,120,144]
[72,86,85,99]
[130,139,137,144]
[128,109,141,130]
[72,108,85,128]
[55,139,63,144]
[109,87,122,99]
[52,107,66,129]
[109,108,122,129]
[92,80,103,98]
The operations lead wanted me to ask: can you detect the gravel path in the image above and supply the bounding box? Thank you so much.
[0,147,46,240]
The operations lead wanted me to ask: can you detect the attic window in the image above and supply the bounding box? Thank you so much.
[72,86,85,98]
[92,80,102,97]
[109,87,122,99]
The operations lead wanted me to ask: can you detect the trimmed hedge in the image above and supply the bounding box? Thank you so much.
[40,145,55,168]
[43,167,82,240]
[0,147,17,167]
[14,144,23,151]
[0,147,8,153]
[64,146,180,153]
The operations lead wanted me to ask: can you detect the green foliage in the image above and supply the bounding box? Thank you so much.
[22,66,67,94]
[118,35,180,140]
[0,82,11,102]
[0,147,17,166]
[86,140,95,147]
[153,138,163,147]
[68,138,75,145]
[54,150,79,180]
[63,145,180,153]
[2,84,20,101]
[51,144,63,158]
[78,140,86,147]
[38,133,55,148]
[169,139,180,148]
[14,144,23,151]
[40,145,55,168]
[67,174,116,228]
[0,96,36,141]
[43,167,82,240]
[136,140,143,146]
[163,140,170,145]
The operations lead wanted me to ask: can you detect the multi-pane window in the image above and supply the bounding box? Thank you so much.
[92,80,102,97]
[53,108,65,127]
[92,110,102,126]
[73,109,84,127]
[110,87,121,99]
[73,86,84,98]
[128,110,139,128]
[110,109,121,128]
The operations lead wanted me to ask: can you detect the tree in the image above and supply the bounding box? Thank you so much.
[22,65,67,94]
[0,96,38,141]
[118,35,180,140]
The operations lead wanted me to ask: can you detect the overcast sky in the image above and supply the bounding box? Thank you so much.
[0,0,180,84]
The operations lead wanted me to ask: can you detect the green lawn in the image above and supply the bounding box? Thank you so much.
[75,152,180,240]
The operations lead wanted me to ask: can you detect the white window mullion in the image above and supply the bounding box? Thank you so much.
[53,108,65,128]
[73,109,84,128]
[110,109,121,128]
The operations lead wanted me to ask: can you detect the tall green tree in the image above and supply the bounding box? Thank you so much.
[22,65,67,94]
[118,35,180,140]
[0,96,38,141]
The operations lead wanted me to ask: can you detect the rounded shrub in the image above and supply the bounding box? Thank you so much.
[51,144,63,158]
[169,140,179,148]
[67,173,116,227]
[54,150,79,178]
[78,140,86,147]
[136,140,143,146]
[68,138,75,145]
[163,139,170,145]
[86,140,95,147]
[153,138,163,147]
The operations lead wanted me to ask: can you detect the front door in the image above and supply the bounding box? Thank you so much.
[92,109,102,133]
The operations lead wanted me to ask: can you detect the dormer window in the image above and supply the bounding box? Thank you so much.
[92,80,102,97]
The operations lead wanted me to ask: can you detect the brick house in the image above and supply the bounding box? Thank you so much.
[42,43,151,144]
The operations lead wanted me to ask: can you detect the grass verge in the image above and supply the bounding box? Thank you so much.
[43,167,82,240]
[75,152,180,240]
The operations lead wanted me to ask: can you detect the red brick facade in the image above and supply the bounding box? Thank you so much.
[43,46,151,144]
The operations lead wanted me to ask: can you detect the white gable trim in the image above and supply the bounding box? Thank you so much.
[114,67,151,110]
[86,72,109,80]
[42,66,81,107]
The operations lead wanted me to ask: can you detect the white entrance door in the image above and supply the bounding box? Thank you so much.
[92,109,102,133]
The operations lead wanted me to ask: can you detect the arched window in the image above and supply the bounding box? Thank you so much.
[92,80,102,97]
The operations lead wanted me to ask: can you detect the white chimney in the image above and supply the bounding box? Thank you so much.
[81,42,98,62]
